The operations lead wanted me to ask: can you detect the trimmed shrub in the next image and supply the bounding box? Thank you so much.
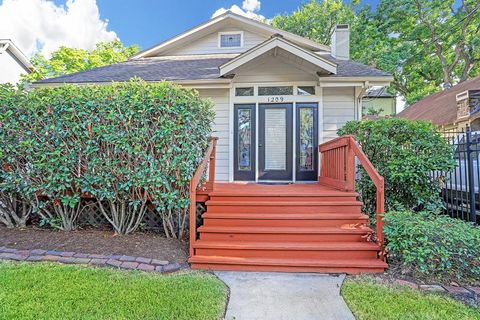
[384,211,480,281]
[0,80,214,235]
[338,118,455,215]
[0,84,32,228]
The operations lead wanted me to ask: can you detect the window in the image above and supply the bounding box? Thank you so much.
[297,86,316,96]
[235,87,254,96]
[258,86,293,96]
[219,32,242,48]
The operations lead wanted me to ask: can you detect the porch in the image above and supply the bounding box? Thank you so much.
[188,136,387,273]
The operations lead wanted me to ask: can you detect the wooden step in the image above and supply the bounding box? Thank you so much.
[205,200,363,214]
[189,255,387,274]
[193,241,379,259]
[203,213,368,227]
[198,226,371,242]
[202,212,369,220]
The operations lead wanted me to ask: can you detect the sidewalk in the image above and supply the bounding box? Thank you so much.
[215,271,355,320]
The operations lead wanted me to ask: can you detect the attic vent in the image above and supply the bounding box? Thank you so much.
[336,24,349,29]
[219,32,243,48]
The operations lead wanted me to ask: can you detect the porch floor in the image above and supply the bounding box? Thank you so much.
[197,182,357,198]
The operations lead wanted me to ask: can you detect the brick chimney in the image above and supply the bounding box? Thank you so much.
[331,24,350,60]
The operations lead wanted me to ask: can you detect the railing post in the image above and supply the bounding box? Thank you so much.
[346,138,356,191]
[376,178,385,260]
[465,125,477,223]
[206,138,218,192]
[189,180,196,257]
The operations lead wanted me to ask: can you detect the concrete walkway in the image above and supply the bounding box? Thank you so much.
[215,271,355,320]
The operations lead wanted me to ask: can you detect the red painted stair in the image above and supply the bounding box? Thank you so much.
[189,183,387,274]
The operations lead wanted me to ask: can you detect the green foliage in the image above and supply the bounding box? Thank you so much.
[272,0,480,105]
[0,80,214,235]
[23,40,140,82]
[272,0,359,46]
[342,277,480,319]
[338,118,454,214]
[0,262,228,320]
[384,211,480,282]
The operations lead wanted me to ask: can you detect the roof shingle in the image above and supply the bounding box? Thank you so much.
[35,55,391,85]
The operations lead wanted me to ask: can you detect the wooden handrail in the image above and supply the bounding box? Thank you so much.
[319,135,385,259]
[189,137,218,257]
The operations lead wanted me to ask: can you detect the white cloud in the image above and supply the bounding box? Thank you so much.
[212,0,265,21]
[242,0,261,12]
[0,0,117,58]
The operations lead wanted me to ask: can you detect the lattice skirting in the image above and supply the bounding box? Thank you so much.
[30,199,207,233]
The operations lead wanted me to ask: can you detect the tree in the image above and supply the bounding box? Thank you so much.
[272,0,480,105]
[272,0,359,46]
[23,40,140,82]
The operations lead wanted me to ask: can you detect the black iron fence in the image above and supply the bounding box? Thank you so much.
[432,125,479,224]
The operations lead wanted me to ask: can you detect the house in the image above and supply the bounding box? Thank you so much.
[398,76,480,131]
[0,39,33,84]
[34,12,392,273]
[362,87,396,116]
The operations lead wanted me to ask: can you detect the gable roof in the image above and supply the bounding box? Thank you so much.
[132,11,330,59]
[0,39,33,72]
[33,53,392,86]
[398,76,480,125]
[220,35,337,76]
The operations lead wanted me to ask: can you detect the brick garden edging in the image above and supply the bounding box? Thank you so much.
[0,246,185,273]
[374,277,480,302]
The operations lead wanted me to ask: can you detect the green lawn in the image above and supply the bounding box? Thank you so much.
[0,261,227,320]
[342,278,480,320]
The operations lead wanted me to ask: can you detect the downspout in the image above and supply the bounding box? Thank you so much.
[355,81,370,120]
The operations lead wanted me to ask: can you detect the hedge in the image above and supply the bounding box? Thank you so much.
[0,80,215,236]
[338,118,455,215]
[384,211,480,282]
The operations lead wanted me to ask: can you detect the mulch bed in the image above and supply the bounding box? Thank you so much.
[0,226,188,264]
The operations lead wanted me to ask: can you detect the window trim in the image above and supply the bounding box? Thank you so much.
[218,31,244,49]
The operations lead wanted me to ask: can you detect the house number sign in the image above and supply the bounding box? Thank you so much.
[267,96,285,103]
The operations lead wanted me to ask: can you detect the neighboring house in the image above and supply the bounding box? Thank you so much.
[362,87,396,116]
[34,11,393,183]
[0,39,33,84]
[398,76,480,131]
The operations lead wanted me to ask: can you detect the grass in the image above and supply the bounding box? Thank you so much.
[0,261,228,320]
[342,278,480,320]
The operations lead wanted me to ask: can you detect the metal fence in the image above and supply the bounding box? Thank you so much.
[432,125,479,224]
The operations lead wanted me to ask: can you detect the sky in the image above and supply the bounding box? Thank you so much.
[0,0,380,58]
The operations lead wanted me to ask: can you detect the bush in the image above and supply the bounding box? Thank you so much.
[0,80,214,235]
[384,211,480,281]
[338,118,454,215]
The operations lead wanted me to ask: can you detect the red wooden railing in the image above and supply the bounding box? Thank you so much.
[189,137,218,256]
[318,135,385,259]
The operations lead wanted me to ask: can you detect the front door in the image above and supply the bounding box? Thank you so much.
[258,104,293,181]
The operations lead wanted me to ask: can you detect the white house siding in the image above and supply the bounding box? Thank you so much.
[196,88,230,181]
[0,50,27,84]
[322,87,356,140]
[165,29,266,56]
[232,54,318,83]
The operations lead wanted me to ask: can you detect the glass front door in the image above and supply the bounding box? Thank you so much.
[258,104,293,181]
